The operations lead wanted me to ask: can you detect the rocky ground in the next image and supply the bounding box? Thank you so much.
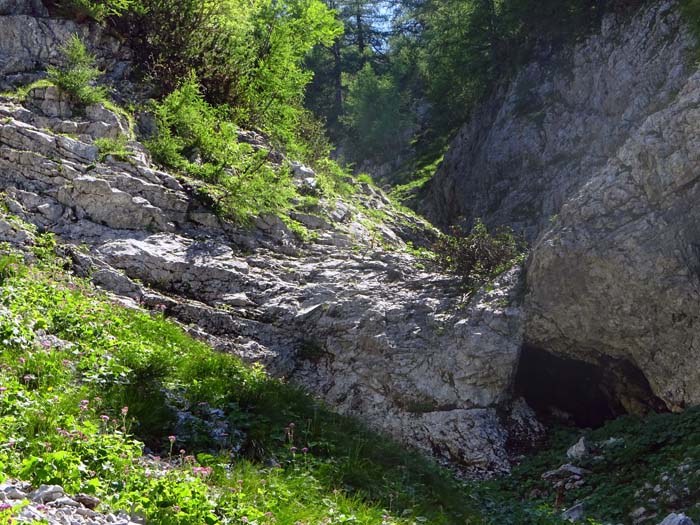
[0,480,140,525]
[0,81,541,477]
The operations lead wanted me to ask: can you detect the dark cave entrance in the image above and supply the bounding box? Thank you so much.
[514,345,667,428]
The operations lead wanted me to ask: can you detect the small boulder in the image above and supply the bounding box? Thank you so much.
[542,464,590,480]
[75,493,101,510]
[290,161,317,190]
[51,496,80,507]
[75,507,100,518]
[85,103,130,140]
[220,292,254,307]
[562,503,585,522]
[567,436,589,460]
[329,200,352,223]
[28,484,64,503]
[657,513,696,525]
[0,484,26,500]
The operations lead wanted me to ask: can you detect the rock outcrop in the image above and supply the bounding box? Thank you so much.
[0,13,541,474]
[422,1,691,240]
[423,1,700,415]
[526,62,700,412]
[0,5,130,91]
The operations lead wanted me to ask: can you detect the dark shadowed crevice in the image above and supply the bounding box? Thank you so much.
[514,345,667,428]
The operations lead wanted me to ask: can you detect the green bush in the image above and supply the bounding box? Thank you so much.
[53,0,141,21]
[147,74,296,224]
[94,135,131,162]
[681,0,700,36]
[47,34,106,106]
[53,0,349,199]
[118,0,341,146]
[433,219,521,288]
[0,254,24,285]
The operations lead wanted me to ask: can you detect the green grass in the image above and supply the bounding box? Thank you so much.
[0,80,55,102]
[474,409,700,525]
[0,240,479,524]
[388,147,446,210]
[94,135,132,162]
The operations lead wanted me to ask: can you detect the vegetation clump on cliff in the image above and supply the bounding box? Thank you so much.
[432,220,523,290]
[44,0,353,228]
[47,34,106,106]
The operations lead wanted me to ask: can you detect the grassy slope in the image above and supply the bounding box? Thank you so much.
[1,236,700,525]
[476,411,700,525]
[0,238,479,525]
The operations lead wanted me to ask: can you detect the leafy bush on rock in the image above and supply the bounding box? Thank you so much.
[47,34,106,106]
[433,219,521,288]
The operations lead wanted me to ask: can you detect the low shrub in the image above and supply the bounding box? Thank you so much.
[94,135,131,161]
[147,74,296,224]
[0,254,24,285]
[47,34,106,106]
[433,219,521,288]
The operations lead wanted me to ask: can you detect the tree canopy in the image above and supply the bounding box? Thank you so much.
[55,0,649,174]
[304,0,647,168]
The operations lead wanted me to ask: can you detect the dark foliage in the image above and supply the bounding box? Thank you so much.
[432,219,520,288]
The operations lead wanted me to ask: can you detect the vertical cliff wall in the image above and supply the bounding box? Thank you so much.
[422,1,700,414]
[421,2,691,240]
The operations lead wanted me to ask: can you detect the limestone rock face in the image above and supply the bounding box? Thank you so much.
[526,68,700,410]
[0,73,537,475]
[0,0,47,16]
[420,1,700,412]
[421,2,691,240]
[0,13,130,90]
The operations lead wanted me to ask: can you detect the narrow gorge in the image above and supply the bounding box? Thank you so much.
[0,1,699,524]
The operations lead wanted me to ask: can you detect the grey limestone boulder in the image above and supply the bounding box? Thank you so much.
[658,514,696,525]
